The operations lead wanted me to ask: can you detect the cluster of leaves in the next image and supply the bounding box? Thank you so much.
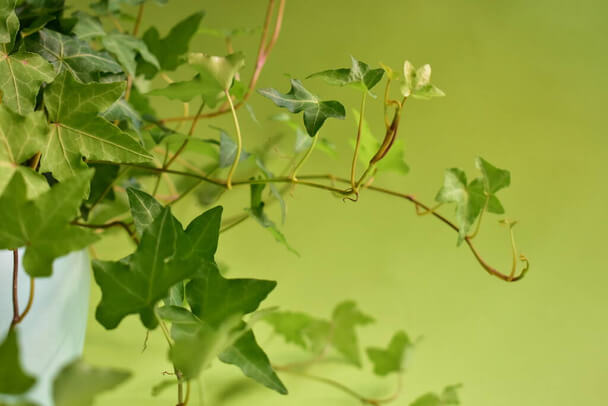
[0,0,523,404]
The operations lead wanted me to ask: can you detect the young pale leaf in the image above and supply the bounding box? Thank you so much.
[93,201,223,329]
[0,330,36,395]
[351,109,409,174]
[0,106,50,198]
[248,182,299,255]
[366,331,412,376]
[307,56,384,92]
[435,168,486,243]
[219,330,288,395]
[258,79,345,137]
[139,12,204,77]
[27,29,122,82]
[41,72,152,184]
[188,52,245,90]
[400,61,445,100]
[436,158,510,243]
[0,170,99,277]
[330,301,374,366]
[102,33,159,77]
[52,360,131,406]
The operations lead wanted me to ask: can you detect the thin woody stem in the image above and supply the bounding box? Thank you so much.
[10,249,19,329]
[159,0,285,123]
[84,160,528,282]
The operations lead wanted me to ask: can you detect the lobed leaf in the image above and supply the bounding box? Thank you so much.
[0,330,36,395]
[366,330,412,376]
[307,56,384,93]
[0,170,99,277]
[53,360,131,406]
[258,79,345,137]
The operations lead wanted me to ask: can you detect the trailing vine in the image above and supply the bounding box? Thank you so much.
[0,0,529,405]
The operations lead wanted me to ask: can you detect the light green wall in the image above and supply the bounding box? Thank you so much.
[83,1,608,405]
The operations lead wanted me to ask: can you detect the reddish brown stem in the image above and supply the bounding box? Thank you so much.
[11,249,19,328]
[158,0,286,124]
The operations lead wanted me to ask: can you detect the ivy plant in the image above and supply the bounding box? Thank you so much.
[0,0,530,405]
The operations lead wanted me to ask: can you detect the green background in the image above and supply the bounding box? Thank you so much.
[79,0,608,405]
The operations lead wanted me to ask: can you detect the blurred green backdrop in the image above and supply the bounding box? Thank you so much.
[77,0,608,405]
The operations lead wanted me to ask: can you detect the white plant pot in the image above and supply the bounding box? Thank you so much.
[0,249,91,406]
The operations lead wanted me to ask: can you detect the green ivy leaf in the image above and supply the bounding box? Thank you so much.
[410,385,462,406]
[400,61,445,100]
[248,182,299,255]
[41,71,151,184]
[351,109,409,174]
[0,49,55,115]
[0,106,50,198]
[219,330,288,395]
[366,330,412,376]
[331,301,374,366]
[102,33,159,77]
[186,265,276,328]
[139,12,204,78]
[476,156,510,214]
[307,56,384,93]
[258,79,345,137]
[26,29,122,82]
[0,330,36,395]
[435,168,486,243]
[169,315,242,379]
[264,311,331,352]
[436,158,510,243]
[93,194,223,329]
[0,0,18,48]
[53,360,130,406]
[0,170,99,277]
[147,72,224,107]
[126,187,163,236]
[188,51,245,90]
[182,265,284,392]
[102,99,143,132]
[213,126,249,168]
[71,11,106,40]
[0,1,55,115]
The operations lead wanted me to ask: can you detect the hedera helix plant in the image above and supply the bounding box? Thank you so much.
[0,0,531,405]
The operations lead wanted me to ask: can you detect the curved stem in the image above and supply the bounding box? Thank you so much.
[225,89,242,189]
[72,220,139,245]
[84,161,528,282]
[19,277,34,322]
[275,367,397,405]
[158,0,285,123]
[468,195,489,239]
[351,92,368,191]
[290,134,318,181]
